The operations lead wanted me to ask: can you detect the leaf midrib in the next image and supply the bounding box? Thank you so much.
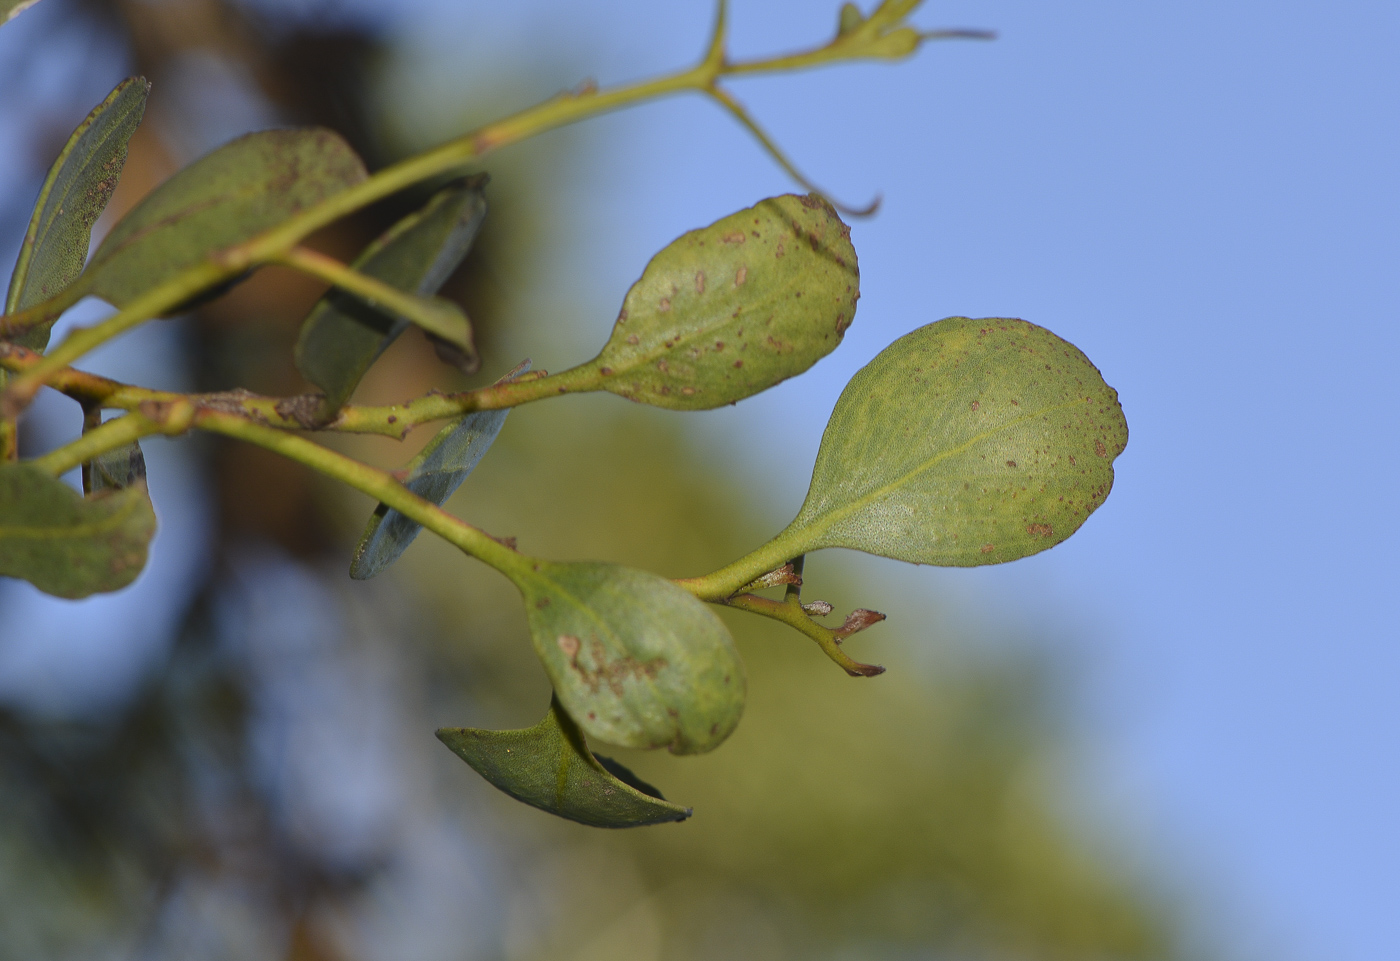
[0,490,143,542]
[792,396,1093,547]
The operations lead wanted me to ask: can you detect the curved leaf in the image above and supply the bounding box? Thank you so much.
[83,128,367,308]
[5,77,149,349]
[349,361,528,580]
[0,462,156,598]
[1,0,42,27]
[783,316,1127,566]
[519,561,745,755]
[85,439,146,496]
[591,194,858,410]
[295,178,487,414]
[437,698,691,828]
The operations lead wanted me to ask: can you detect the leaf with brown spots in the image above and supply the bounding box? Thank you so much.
[517,560,745,754]
[585,194,858,410]
[437,697,691,828]
[768,316,1127,566]
[4,77,149,350]
[0,462,156,599]
[80,128,367,309]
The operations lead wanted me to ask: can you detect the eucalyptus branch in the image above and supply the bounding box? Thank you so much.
[1,259,228,415]
[0,0,974,414]
[720,588,886,678]
[29,409,171,477]
[0,340,587,437]
[190,409,528,578]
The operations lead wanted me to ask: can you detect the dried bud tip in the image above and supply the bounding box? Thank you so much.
[742,562,803,592]
[835,608,886,639]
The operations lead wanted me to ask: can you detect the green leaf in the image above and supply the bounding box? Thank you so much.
[84,439,147,496]
[589,194,858,410]
[1,0,42,26]
[294,178,487,414]
[437,697,692,828]
[5,77,149,349]
[781,317,1127,566]
[519,561,745,754]
[349,361,528,580]
[0,462,156,598]
[83,128,367,308]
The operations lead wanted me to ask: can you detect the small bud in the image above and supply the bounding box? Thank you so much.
[802,599,834,617]
[740,563,802,592]
[838,2,865,37]
[835,608,886,640]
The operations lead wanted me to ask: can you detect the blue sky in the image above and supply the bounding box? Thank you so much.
[2,1,1396,958]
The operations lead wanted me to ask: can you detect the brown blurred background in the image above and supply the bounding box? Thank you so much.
[0,2,1187,959]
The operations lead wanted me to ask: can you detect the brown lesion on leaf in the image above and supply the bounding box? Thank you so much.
[1026,523,1054,538]
[558,635,667,698]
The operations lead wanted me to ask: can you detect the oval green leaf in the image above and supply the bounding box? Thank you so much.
[5,77,149,349]
[437,697,691,828]
[83,128,367,308]
[519,561,745,755]
[783,316,1127,566]
[589,194,858,410]
[0,462,156,598]
[295,178,487,415]
[349,362,528,580]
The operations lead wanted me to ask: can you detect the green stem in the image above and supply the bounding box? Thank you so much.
[1,260,226,415]
[674,524,811,601]
[30,411,164,477]
[0,6,969,409]
[332,362,603,435]
[720,591,884,677]
[275,246,475,352]
[193,409,530,578]
[705,85,879,216]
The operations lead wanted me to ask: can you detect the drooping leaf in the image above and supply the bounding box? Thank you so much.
[778,317,1127,566]
[437,697,691,828]
[295,178,487,415]
[0,462,156,598]
[84,438,147,496]
[82,128,367,309]
[518,560,745,754]
[5,77,149,349]
[588,194,858,410]
[349,361,528,580]
[1,0,42,26]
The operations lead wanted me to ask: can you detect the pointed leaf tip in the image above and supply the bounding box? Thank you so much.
[5,76,149,349]
[437,699,692,828]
